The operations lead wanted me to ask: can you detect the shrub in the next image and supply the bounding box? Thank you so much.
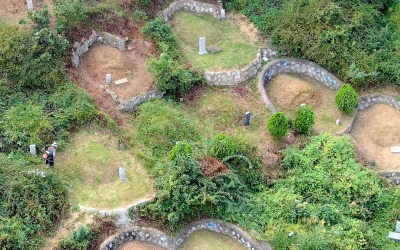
[267,112,289,139]
[169,141,193,161]
[142,18,176,47]
[53,0,87,33]
[0,103,51,149]
[135,100,200,157]
[335,84,358,114]
[210,134,238,159]
[293,105,315,134]
[58,225,94,250]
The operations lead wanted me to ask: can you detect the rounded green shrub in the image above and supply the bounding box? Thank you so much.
[267,112,289,139]
[169,141,193,161]
[293,105,315,134]
[335,84,358,114]
[210,134,237,159]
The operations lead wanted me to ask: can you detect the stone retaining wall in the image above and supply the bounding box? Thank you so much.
[100,219,271,250]
[117,91,164,111]
[71,30,127,68]
[204,49,262,86]
[163,0,221,22]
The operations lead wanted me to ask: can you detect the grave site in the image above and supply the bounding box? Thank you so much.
[1,0,400,250]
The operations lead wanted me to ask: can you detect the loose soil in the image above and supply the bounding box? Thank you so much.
[119,241,165,250]
[42,212,94,250]
[267,74,353,134]
[69,43,155,125]
[177,229,246,250]
[351,104,400,172]
[0,0,52,26]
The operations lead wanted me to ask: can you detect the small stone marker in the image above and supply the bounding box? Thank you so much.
[29,144,36,157]
[199,37,207,55]
[207,45,222,54]
[27,0,33,11]
[244,111,251,126]
[106,74,112,86]
[388,221,400,241]
[115,78,129,85]
[220,9,226,19]
[336,119,341,126]
[390,147,400,153]
[119,166,127,183]
[396,221,400,232]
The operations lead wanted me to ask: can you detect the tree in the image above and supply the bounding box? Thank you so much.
[267,112,289,139]
[335,84,358,114]
[293,105,315,134]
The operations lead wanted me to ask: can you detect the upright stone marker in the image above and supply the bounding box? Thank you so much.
[199,37,207,55]
[244,111,251,126]
[29,144,36,157]
[119,166,127,183]
[27,0,34,11]
[106,74,112,86]
[396,221,400,232]
[220,9,226,19]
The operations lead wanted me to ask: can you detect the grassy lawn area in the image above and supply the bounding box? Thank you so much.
[178,230,246,250]
[170,11,259,70]
[54,129,154,209]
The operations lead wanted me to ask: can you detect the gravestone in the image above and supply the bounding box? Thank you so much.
[106,74,112,86]
[220,9,226,19]
[29,144,36,157]
[27,0,33,11]
[244,111,251,126]
[119,166,127,182]
[396,221,400,232]
[336,119,341,126]
[207,45,222,54]
[390,147,400,153]
[115,78,129,85]
[199,37,207,55]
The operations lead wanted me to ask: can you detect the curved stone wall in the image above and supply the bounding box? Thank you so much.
[163,0,221,22]
[204,50,262,86]
[100,219,271,250]
[71,30,127,68]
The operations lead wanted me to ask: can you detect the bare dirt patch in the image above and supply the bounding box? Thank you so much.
[267,74,353,134]
[42,212,94,250]
[351,104,400,172]
[0,0,52,26]
[69,43,155,125]
[226,13,266,46]
[119,241,165,250]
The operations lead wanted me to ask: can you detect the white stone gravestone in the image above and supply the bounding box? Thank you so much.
[199,37,207,55]
[220,9,226,19]
[27,0,34,11]
[30,144,36,157]
[106,74,112,86]
[396,221,400,232]
[119,166,127,182]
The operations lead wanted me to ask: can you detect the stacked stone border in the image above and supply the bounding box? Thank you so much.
[100,219,272,250]
[79,197,153,226]
[71,30,127,68]
[162,0,222,22]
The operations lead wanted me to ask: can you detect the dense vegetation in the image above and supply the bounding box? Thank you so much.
[225,0,400,88]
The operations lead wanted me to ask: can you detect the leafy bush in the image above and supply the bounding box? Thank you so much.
[267,112,289,139]
[53,0,87,33]
[293,105,315,134]
[168,141,193,161]
[58,225,94,250]
[142,18,177,49]
[135,100,200,157]
[210,134,238,159]
[0,103,51,149]
[335,84,359,114]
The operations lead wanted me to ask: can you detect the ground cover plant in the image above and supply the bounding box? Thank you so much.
[226,0,400,88]
[170,11,259,70]
[178,229,246,250]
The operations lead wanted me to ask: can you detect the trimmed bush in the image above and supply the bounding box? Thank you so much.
[210,134,238,159]
[169,141,193,161]
[267,112,289,139]
[335,84,358,114]
[293,105,315,135]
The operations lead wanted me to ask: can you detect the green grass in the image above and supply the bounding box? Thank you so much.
[178,230,246,250]
[170,11,258,70]
[54,130,154,209]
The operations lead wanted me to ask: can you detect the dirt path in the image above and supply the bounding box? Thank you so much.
[351,104,400,172]
[0,0,52,26]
